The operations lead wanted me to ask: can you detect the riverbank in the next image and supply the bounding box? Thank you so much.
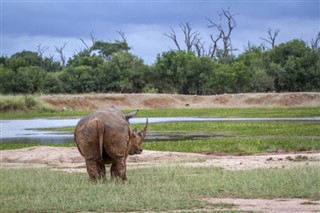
[39,92,320,110]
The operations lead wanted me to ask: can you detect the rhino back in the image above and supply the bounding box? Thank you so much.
[75,110,130,160]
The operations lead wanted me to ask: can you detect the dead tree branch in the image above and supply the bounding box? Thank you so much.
[311,32,320,51]
[117,30,127,43]
[207,7,237,59]
[54,43,67,67]
[180,22,200,52]
[259,28,280,49]
[164,27,181,51]
[37,43,49,58]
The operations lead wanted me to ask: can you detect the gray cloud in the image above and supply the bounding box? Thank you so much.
[2,1,319,64]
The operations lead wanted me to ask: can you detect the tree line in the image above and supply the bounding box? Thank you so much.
[1,8,319,95]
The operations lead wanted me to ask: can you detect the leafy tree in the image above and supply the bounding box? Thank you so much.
[205,63,235,94]
[7,51,42,71]
[91,41,130,60]
[97,52,147,93]
[59,66,97,93]
[67,50,104,68]
[0,65,16,94]
[43,73,65,93]
[268,39,320,91]
[153,51,196,94]
[42,57,62,72]
[237,46,274,92]
[17,66,47,93]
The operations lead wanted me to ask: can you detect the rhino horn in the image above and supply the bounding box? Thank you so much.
[125,110,139,121]
[139,118,148,139]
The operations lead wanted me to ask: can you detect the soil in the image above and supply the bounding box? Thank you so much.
[2,92,320,212]
[38,92,320,110]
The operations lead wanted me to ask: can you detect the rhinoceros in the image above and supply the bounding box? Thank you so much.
[74,106,148,181]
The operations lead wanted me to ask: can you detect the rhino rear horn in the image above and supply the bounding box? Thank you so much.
[139,118,148,139]
[125,110,139,121]
[144,118,148,133]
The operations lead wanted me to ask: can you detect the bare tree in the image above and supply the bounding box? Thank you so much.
[79,31,96,51]
[37,43,49,58]
[259,28,280,49]
[180,22,200,52]
[117,30,127,43]
[311,32,320,51]
[164,27,181,51]
[194,37,205,57]
[208,33,222,59]
[207,7,237,58]
[79,38,90,50]
[55,43,67,67]
[165,22,200,53]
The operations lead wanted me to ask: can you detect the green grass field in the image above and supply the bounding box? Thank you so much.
[1,104,320,212]
[1,166,319,212]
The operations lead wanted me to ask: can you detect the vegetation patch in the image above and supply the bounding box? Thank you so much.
[142,138,320,154]
[0,95,53,113]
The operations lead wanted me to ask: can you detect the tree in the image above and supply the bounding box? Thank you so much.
[259,28,280,49]
[237,45,275,92]
[97,52,147,93]
[207,7,237,61]
[68,49,104,68]
[0,65,15,93]
[311,32,320,51]
[164,7,237,62]
[91,40,130,60]
[37,43,49,58]
[43,73,64,93]
[153,51,215,94]
[7,51,42,71]
[165,22,200,52]
[12,66,47,94]
[55,43,67,67]
[59,65,97,93]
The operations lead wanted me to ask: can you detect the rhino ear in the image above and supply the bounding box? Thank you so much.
[125,110,139,121]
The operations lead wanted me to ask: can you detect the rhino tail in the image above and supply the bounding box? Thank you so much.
[74,131,84,157]
[96,120,104,161]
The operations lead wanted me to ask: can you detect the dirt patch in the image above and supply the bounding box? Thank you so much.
[38,92,320,110]
[204,198,320,213]
[1,146,319,172]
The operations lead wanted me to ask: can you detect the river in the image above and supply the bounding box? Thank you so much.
[1,117,320,144]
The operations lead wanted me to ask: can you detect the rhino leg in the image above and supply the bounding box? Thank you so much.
[110,158,127,181]
[85,160,106,181]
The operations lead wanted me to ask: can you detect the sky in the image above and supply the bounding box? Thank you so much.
[1,0,319,65]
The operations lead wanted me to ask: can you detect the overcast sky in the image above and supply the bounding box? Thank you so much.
[1,0,319,64]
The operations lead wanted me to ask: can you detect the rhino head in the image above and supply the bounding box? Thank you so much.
[129,118,148,155]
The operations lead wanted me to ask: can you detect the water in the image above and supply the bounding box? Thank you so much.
[1,117,320,144]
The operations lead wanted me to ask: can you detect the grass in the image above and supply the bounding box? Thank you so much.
[142,138,320,154]
[1,166,319,212]
[0,95,53,113]
[131,107,320,118]
[133,121,320,136]
[37,120,320,136]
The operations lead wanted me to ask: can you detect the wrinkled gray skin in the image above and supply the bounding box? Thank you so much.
[74,106,148,181]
